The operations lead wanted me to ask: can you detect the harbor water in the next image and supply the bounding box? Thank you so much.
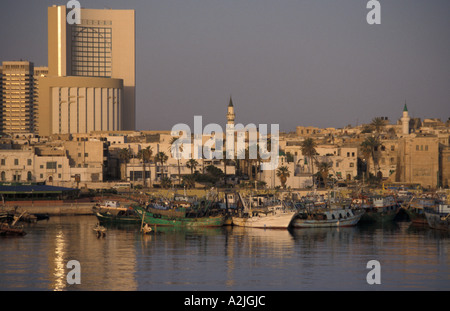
[0,215,449,291]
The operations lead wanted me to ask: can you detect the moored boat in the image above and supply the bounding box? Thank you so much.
[95,209,142,225]
[230,193,297,229]
[133,202,226,228]
[425,203,450,231]
[359,195,400,223]
[92,200,128,215]
[291,202,364,228]
[404,196,438,225]
[0,222,26,236]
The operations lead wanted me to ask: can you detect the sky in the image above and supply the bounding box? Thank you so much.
[0,0,449,132]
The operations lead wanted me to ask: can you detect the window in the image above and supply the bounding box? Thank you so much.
[27,159,32,166]
[1,172,5,181]
[352,152,355,157]
[46,162,57,169]
[347,152,350,157]
[14,159,19,165]
[350,163,355,167]
[425,145,428,151]
[40,165,44,169]
[40,174,43,178]
[84,153,88,157]
[391,145,395,151]
[27,171,32,181]
[58,164,62,168]
[1,159,5,166]
[416,145,419,151]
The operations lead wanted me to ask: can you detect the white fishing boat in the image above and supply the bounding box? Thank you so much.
[291,206,365,228]
[231,193,297,229]
[92,200,128,215]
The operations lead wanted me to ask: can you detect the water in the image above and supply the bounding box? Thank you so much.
[0,216,449,291]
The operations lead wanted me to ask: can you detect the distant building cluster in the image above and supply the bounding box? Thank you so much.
[1,5,449,191]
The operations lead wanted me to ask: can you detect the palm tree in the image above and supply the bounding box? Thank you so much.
[360,136,382,180]
[276,166,290,189]
[118,147,132,181]
[154,151,168,180]
[137,146,153,188]
[300,138,317,184]
[315,160,332,188]
[186,159,199,174]
[371,117,386,136]
[169,137,183,185]
[182,174,196,189]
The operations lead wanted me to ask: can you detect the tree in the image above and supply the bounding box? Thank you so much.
[160,177,172,189]
[300,138,317,184]
[360,136,382,180]
[371,117,386,135]
[154,151,168,180]
[186,159,199,174]
[118,148,132,181]
[276,166,290,189]
[137,146,153,187]
[182,174,196,189]
[169,137,183,185]
[315,160,332,188]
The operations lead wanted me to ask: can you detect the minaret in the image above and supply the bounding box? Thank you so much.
[227,96,235,126]
[401,102,410,135]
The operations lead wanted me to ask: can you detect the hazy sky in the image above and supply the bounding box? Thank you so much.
[1,0,449,132]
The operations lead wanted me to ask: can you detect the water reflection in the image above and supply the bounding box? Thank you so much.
[0,216,449,290]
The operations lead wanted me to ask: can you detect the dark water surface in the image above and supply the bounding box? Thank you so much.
[0,215,449,291]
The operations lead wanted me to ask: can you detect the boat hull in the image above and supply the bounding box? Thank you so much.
[133,205,226,227]
[291,210,364,228]
[95,212,142,225]
[425,212,450,231]
[232,211,296,229]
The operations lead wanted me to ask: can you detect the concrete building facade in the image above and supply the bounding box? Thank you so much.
[47,5,136,131]
[37,76,123,136]
[1,61,35,134]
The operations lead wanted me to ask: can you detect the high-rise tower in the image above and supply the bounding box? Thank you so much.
[47,5,135,131]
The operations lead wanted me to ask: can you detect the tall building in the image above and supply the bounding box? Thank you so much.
[47,5,135,131]
[1,61,35,134]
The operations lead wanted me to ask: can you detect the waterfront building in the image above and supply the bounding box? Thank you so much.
[47,5,136,131]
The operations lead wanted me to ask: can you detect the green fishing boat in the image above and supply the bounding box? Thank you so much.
[94,209,142,225]
[132,203,226,228]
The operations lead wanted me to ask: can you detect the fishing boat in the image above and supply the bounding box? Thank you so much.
[230,193,297,229]
[0,211,27,236]
[425,203,450,231]
[404,196,439,225]
[132,201,226,228]
[0,222,26,236]
[359,195,400,223]
[94,209,142,225]
[92,200,128,214]
[291,200,364,228]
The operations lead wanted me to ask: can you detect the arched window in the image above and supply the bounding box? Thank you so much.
[27,171,32,181]
[1,171,5,181]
